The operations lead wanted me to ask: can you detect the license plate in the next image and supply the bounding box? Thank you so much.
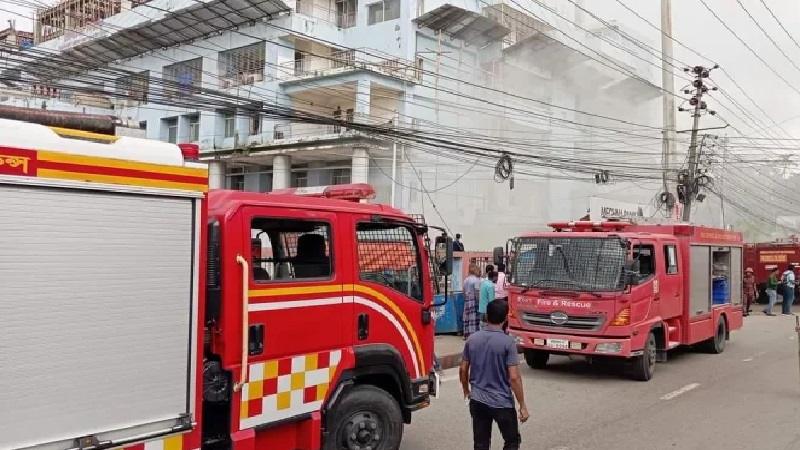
[546,339,570,349]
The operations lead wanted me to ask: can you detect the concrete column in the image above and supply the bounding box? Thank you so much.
[208,161,226,190]
[272,155,291,190]
[354,79,371,124]
[351,147,369,184]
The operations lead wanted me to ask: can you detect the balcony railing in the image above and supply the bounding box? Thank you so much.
[277,48,419,83]
[295,2,356,29]
[272,122,361,141]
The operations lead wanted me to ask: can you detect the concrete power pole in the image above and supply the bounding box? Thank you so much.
[661,0,677,217]
[680,65,718,222]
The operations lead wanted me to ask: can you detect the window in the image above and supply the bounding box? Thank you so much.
[223,113,235,138]
[188,115,200,142]
[332,168,351,185]
[162,58,202,99]
[219,42,266,88]
[632,244,656,280]
[292,171,308,188]
[249,112,261,135]
[356,222,423,302]
[228,167,245,190]
[164,118,178,144]
[367,0,400,25]
[665,245,678,275]
[115,70,149,103]
[250,218,333,283]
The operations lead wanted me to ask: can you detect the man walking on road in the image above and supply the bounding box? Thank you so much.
[781,264,796,316]
[460,300,529,450]
[765,267,779,316]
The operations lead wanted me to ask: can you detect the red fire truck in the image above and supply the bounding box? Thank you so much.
[0,117,446,450]
[744,237,800,304]
[499,220,744,381]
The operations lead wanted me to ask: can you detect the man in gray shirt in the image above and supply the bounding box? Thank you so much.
[460,299,529,450]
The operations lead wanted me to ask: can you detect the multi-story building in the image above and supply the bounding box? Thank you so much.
[2,0,663,249]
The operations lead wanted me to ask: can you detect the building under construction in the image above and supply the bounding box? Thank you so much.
[33,0,150,44]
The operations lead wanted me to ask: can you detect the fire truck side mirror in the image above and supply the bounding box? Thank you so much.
[493,246,504,266]
[435,235,454,276]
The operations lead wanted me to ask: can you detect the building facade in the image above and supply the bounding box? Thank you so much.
[2,0,663,249]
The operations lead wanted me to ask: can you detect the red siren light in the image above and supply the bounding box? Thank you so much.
[178,143,200,161]
[548,221,632,232]
[270,183,377,202]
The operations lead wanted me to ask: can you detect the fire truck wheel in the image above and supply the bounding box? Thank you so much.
[703,317,727,354]
[325,384,403,450]
[523,349,549,369]
[630,332,656,382]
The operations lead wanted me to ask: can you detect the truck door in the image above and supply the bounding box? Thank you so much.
[244,207,345,366]
[659,239,683,319]
[347,215,433,382]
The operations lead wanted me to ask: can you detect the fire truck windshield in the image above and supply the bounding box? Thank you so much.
[512,236,627,293]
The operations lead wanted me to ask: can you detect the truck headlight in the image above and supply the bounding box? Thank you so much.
[595,342,623,354]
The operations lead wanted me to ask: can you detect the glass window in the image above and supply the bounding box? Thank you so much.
[188,115,200,142]
[332,168,351,185]
[368,0,400,25]
[223,113,235,138]
[356,221,423,302]
[292,171,308,187]
[251,218,333,283]
[633,244,656,279]
[665,245,678,275]
[164,118,178,144]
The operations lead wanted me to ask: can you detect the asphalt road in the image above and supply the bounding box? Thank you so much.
[402,310,800,450]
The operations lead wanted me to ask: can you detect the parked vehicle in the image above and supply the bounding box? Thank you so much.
[0,116,448,450]
[744,237,800,304]
[498,220,744,381]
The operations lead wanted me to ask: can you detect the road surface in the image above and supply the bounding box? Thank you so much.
[403,311,800,450]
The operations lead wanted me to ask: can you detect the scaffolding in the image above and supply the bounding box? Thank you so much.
[35,0,121,43]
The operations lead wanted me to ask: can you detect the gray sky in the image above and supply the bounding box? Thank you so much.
[2,0,800,138]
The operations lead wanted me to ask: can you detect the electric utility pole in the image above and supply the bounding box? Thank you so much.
[680,65,718,222]
[661,0,677,217]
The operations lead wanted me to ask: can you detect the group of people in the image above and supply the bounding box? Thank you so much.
[463,263,509,338]
[753,264,797,316]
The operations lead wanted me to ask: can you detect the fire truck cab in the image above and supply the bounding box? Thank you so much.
[502,220,744,381]
[0,117,444,450]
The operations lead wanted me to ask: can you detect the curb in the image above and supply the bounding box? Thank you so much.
[436,345,524,371]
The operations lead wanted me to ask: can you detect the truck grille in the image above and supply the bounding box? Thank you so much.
[520,312,605,331]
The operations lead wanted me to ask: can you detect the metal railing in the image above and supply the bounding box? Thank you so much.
[295,2,356,29]
[272,122,359,141]
[278,48,419,83]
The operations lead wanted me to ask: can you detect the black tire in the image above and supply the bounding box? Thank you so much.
[703,316,727,354]
[523,349,550,369]
[630,331,656,382]
[324,385,403,450]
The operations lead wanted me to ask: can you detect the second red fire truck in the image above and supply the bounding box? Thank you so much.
[500,219,744,381]
[0,116,446,450]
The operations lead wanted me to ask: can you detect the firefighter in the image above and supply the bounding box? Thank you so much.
[743,268,756,316]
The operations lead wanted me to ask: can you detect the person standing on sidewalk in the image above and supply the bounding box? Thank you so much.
[764,267,779,316]
[781,264,796,316]
[495,263,509,302]
[463,265,482,339]
[459,299,528,450]
[479,270,497,329]
[743,268,756,316]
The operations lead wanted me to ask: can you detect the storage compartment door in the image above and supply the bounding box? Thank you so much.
[689,245,711,316]
[730,247,743,306]
[0,184,196,450]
